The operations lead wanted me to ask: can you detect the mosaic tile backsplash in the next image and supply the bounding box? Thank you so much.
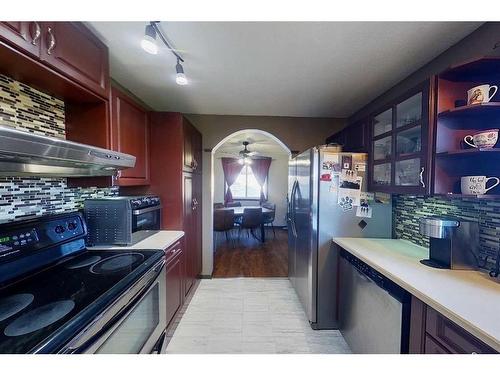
[393,195,500,269]
[0,74,65,138]
[0,75,116,222]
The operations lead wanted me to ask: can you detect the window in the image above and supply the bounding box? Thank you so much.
[226,165,267,200]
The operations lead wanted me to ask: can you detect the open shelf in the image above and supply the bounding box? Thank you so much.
[437,102,500,129]
[436,148,500,158]
[439,57,500,82]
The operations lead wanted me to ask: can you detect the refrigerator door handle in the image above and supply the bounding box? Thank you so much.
[290,180,298,238]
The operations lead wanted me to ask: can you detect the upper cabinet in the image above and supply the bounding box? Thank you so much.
[39,23,109,98]
[0,22,109,98]
[111,87,150,186]
[183,118,202,174]
[369,80,434,194]
[433,57,500,197]
[325,120,369,153]
[0,22,42,57]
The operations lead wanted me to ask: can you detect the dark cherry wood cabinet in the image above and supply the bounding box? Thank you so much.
[110,87,150,186]
[433,57,500,197]
[368,79,435,194]
[326,120,369,153]
[409,297,497,354]
[0,22,42,57]
[0,22,108,98]
[147,112,203,290]
[165,240,185,326]
[39,22,109,98]
[183,118,202,174]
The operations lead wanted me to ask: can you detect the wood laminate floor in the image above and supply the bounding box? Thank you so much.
[213,228,288,278]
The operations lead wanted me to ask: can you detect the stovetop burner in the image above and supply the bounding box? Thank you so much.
[4,300,75,337]
[90,253,145,274]
[0,294,34,323]
[65,255,101,270]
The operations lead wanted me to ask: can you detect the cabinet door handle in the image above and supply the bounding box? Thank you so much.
[419,167,425,188]
[46,26,56,55]
[30,22,41,45]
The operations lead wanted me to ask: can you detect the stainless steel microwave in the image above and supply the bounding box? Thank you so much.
[84,196,161,246]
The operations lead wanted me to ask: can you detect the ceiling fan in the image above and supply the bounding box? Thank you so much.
[239,141,258,157]
[238,141,258,164]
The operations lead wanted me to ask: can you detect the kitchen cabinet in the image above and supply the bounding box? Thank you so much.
[147,112,203,286]
[165,240,184,326]
[0,22,41,57]
[409,297,497,354]
[325,120,369,152]
[183,118,202,174]
[110,87,150,186]
[368,79,434,194]
[0,22,108,98]
[433,57,500,197]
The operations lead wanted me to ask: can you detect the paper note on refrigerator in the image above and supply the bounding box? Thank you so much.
[356,199,373,218]
[338,170,362,207]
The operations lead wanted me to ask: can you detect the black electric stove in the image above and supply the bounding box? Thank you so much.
[0,212,164,354]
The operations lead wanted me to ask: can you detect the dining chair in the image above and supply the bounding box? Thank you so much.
[262,203,276,238]
[238,207,263,242]
[225,201,242,208]
[214,202,225,209]
[213,209,236,247]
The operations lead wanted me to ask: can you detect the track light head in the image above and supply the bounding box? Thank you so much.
[175,60,188,85]
[141,24,158,55]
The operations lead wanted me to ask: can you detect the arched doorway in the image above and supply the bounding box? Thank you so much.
[205,129,291,277]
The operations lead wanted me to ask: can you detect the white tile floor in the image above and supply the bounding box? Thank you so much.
[166,278,351,354]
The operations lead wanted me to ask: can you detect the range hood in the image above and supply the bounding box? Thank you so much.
[0,125,136,177]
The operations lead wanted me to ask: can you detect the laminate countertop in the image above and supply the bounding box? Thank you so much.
[332,237,500,352]
[90,230,184,251]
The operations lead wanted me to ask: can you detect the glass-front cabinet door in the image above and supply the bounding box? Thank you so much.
[369,80,431,194]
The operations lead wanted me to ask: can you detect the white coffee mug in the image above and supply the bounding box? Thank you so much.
[464,129,499,149]
[467,84,498,105]
[461,175,500,195]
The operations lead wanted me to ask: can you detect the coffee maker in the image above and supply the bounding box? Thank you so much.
[419,217,479,270]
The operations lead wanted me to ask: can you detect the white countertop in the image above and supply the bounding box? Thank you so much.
[91,230,184,251]
[332,237,500,352]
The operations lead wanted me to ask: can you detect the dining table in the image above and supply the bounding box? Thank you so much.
[215,206,273,242]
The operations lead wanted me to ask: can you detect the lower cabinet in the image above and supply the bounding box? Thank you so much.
[165,240,184,326]
[409,296,497,354]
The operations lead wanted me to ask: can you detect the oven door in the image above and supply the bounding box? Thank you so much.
[132,205,162,232]
[63,259,167,354]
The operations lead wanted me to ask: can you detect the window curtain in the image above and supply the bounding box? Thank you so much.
[251,157,272,203]
[221,157,244,204]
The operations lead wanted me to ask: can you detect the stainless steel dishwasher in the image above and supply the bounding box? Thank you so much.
[338,249,411,354]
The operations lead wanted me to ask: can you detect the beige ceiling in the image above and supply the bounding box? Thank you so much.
[88,21,482,117]
[214,130,290,157]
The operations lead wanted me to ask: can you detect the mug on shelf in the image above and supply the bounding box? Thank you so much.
[463,129,498,149]
[461,175,500,195]
[467,84,498,105]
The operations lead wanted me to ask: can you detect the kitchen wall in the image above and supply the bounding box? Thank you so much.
[213,153,289,227]
[393,195,500,269]
[187,114,344,276]
[0,74,117,222]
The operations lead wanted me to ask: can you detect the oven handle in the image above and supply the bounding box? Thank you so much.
[61,258,166,353]
[132,205,162,215]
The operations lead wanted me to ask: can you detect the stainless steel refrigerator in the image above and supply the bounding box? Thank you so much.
[287,146,392,329]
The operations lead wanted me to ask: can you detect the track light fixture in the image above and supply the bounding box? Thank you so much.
[175,59,188,86]
[141,21,188,86]
[141,24,158,55]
